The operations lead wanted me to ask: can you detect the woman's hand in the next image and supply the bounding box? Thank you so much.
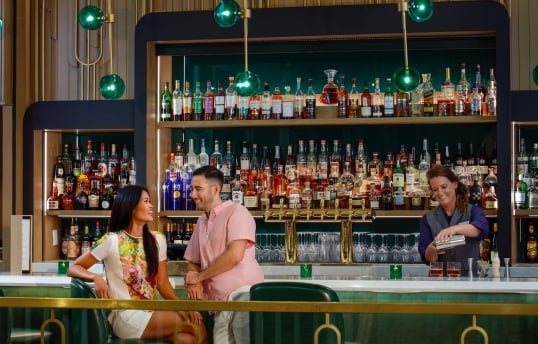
[435,226,458,242]
[186,283,204,300]
[93,275,111,299]
[425,241,444,262]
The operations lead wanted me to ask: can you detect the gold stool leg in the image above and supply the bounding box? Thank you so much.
[460,315,489,344]
[40,309,66,344]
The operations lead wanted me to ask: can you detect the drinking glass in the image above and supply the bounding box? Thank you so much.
[353,232,366,263]
[399,233,411,263]
[429,262,444,277]
[410,233,422,263]
[366,233,378,263]
[390,233,402,263]
[307,232,320,262]
[447,261,462,277]
[376,233,389,263]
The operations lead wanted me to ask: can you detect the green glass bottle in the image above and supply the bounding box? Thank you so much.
[160,81,172,121]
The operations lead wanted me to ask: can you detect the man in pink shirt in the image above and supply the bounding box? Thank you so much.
[184,165,264,344]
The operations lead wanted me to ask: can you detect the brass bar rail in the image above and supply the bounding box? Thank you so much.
[1,297,538,316]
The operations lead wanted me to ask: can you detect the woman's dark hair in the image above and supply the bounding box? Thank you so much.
[108,185,159,277]
[426,165,469,215]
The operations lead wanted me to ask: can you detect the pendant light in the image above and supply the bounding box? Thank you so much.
[214,0,260,97]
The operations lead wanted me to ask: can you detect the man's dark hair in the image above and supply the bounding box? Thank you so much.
[193,165,224,189]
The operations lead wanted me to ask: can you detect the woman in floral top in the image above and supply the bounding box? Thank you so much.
[68,185,206,343]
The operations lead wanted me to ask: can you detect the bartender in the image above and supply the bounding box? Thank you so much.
[418,165,489,275]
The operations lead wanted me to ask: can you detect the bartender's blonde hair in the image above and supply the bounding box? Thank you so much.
[426,165,469,215]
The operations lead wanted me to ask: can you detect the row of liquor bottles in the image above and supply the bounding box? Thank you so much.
[513,138,538,209]
[159,63,497,121]
[161,136,498,211]
[47,139,137,211]
[60,218,105,260]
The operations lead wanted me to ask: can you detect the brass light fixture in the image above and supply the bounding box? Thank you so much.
[393,0,434,92]
[77,1,125,99]
[214,0,260,97]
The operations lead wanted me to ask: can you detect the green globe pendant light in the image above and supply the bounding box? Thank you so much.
[99,74,125,99]
[234,70,260,97]
[533,65,538,86]
[78,5,106,30]
[0,18,3,30]
[408,0,434,23]
[214,0,242,28]
[393,66,420,92]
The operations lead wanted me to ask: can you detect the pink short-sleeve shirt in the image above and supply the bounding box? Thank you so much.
[183,200,264,300]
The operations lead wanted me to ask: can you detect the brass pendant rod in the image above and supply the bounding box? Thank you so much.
[243,0,250,71]
[400,0,409,68]
[106,0,115,75]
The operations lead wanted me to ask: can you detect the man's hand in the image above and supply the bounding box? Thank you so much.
[186,283,204,300]
[185,270,201,285]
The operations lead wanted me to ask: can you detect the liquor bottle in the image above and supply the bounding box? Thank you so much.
[47,181,62,210]
[186,138,197,171]
[107,143,119,181]
[482,185,498,210]
[354,139,368,185]
[296,140,307,183]
[360,82,372,118]
[284,144,297,186]
[281,85,294,119]
[243,174,259,210]
[161,169,172,211]
[181,167,193,210]
[304,78,316,119]
[483,167,498,189]
[366,170,381,209]
[514,174,528,210]
[225,76,237,120]
[60,143,73,177]
[83,139,97,178]
[392,158,405,210]
[486,68,497,116]
[88,178,101,210]
[381,175,393,210]
[198,138,209,167]
[469,176,482,206]
[203,80,215,121]
[528,179,538,209]
[405,151,419,193]
[223,140,236,180]
[422,73,434,116]
[410,75,425,117]
[215,80,226,120]
[398,144,408,169]
[80,225,92,255]
[239,141,250,182]
[340,145,355,198]
[300,178,313,209]
[418,139,431,192]
[329,139,342,184]
[383,151,395,179]
[272,145,283,176]
[317,139,329,182]
[271,82,283,119]
[100,173,114,210]
[260,145,272,174]
[75,182,88,209]
[458,62,470,97]
[526,224,537,263]
[52,155,66,196]
[73,144,82,187]
[66,219,80,260]
[395,90,410,117]
[249,90,261,120]
[261,81,272,120]
[294,77,304,119]
[372,77,383,118]
[182,80,193,121]
[475,64,487,102]
[454,84,466,116]
[337,75,349,118]
[61,179,76,210]
[174,142,186,172]
[384,78,395,117]
[170,164,181,210]
[172,79,183,121]
[210,139,223,169]
[470,83,482,116]
[348,77,359,118]
[160,81,172,121]
[259,166,273,210]
[438,67,455,116]
[466,142,478,177]
[237,93,250,120]
[442,144,453,169]
[272,164,288,207]
[478,143,489,178]
[368,151,382,178]
[517,137,529,180]
[306,139,317,180]
[97,142,108,178]
[250,143,260,179]
[454,142,464,176]
[193,81,203,121]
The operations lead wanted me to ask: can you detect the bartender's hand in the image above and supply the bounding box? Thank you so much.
[425,241,445,262]
[435,226,458,242]
[185,283,204,300]
[93,275,111,299]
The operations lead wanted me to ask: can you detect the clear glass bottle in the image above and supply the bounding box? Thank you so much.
[294,77,304,119]
[172,79,183,121]
[239,141,251,182]
[261,81,272,120]
[348,77,360,118]
[193,81,204,121]
[337,75,349,118]
[271,82,283,119]
[282,85,294,119]
[422,73,434,116]
[249,90,261,120]
[225,76,237,120]
[486,68,497,116]
[372,77,383,118]
[360,82,372,118]
[321,69,338,105]
[198,138,209,167]
[470,83,482,116]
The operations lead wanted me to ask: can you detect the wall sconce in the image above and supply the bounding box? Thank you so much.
[393,0,434,92]
[77,2,125,99]
[214,0,260,97]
